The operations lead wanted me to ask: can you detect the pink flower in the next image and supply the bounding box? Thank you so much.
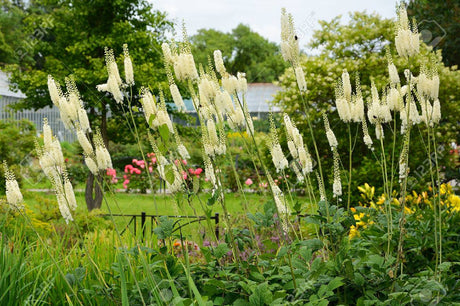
[259,182,268,188]
[148,166,153,173]
[124,164,133,173]
[188,168,194,174]
[194,168,203,175]
[182,171,188,180]
[133,168,141,175]
[151,157,157,164]
[245,178,253,186]
[123,175,127,179]
[182,159,187,165]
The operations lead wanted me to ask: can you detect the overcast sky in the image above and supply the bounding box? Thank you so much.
[154,0,398,48]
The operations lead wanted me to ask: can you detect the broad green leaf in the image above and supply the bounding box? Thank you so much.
[164,164,175,185]
[249,282,273,306]
[159,123,170,144]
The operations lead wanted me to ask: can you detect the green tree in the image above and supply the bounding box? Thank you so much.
[191,24,287,82]
[6,0,173,210]
[273,12,460,199]
[0,119,36,194]
[0,0,26,65]
[406,0,460,67]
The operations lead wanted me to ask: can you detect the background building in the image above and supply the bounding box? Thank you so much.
[0,71,75,142]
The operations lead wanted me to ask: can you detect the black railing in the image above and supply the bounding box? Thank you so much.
[103,212,220,241]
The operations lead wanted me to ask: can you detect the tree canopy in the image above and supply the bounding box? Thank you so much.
[7,0,172,114]
[3,0,173,210]
[406,0,460,67]
[191,24,288,83]
[0,0,27,65]
[273,12,460,195]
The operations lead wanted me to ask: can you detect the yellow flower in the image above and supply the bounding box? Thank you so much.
[404,206,414,214]
[447,194,460,212]
[349,225,360,239]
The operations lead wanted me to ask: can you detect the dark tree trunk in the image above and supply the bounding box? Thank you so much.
[85,172,103,211]
[84,102,108,211]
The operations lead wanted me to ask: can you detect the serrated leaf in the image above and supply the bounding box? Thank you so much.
[213,243,230,259]
[153,216,174,239]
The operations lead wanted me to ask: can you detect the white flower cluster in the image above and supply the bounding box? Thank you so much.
[283,114,313,178]
[162,41,199,82]
[269,116,288,173]
[335,70,364,123]
[123,44,134,86]
[417,71,439,100]
[214,50,226,76]
[36,120,77,223]
[323,113,338,150]
[3,162,24,210]
[204,155,217,187]
[140,88,174,134]
[332,150,342,198]
[47,75,91,132]
[202,119,226,158]
[96,48,124,103]
[367,81,392,125]
[82,131,112,175]
[280,8,299,64]
[170,83,186,111]
[395,5,419,58]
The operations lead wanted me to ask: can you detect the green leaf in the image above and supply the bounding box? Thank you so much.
[327,277,344,292]
[277,246,288,258]
[207,189,219,206]
[117,254,129,306]
[302,238,323,252]
[164,164,175,185]
[159,123,170,144]
[193,176,200,193]
[153,216,174,239]
[213,243,230,259]
[148,113,156,127]
[249,282,273,306]
[354,273,365,286]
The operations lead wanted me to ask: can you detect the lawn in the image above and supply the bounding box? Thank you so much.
[22,189,312,242]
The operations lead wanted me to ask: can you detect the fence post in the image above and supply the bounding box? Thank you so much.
[133,216,136,236]
[214,213,219,239]
[141,212,146,242]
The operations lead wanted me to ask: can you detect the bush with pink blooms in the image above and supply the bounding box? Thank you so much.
[122,153,157,193]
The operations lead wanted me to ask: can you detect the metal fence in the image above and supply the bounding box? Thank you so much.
[0,96,75,143]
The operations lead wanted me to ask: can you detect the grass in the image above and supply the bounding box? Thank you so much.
[21,189,312,243]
